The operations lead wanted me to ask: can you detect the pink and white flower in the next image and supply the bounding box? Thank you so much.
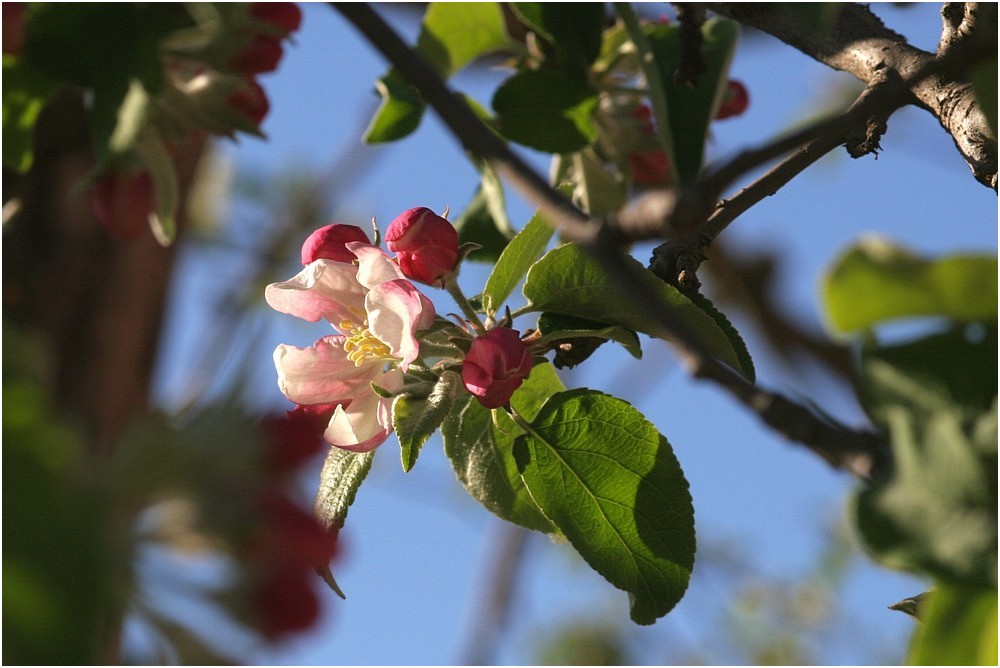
[266,241,435,451]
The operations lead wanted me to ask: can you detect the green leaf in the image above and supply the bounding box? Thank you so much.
[454,168,516,263]
[686,290,755,383]
[823,237,998,334]
[313,446,376,534]
[365,2,511,143]
[561,148,627,217]
[2,60,58,172]
[513,389,695,624]
[854,327,998,587]
[492,69,599,153]
[510,3,606,75]
[646,18,740,182]
[971,58,998,139]
[523,244,753,379]
[442,363,563,533]
[481,192,565,315]
[908,583,998,666]
[394,371,462,472]
[537,312,642,360]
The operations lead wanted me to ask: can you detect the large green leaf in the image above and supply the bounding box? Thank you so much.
[442,364,563,534]
[492,69,599,153]
[646,18,740,183]
[522,244,753,378]
[365,2,511,143]
[908,583,998,665]
[513,389,695,624]
[822,237,998,334]
[855,327,998,587]
[313,446,376,535]
[481,193,564,316]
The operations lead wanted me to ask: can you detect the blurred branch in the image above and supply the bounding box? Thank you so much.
[460,524,530,665]
[706,3,998,190]
[334,3,888,481]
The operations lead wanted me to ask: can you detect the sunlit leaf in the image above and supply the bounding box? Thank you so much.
[365,2,511,143]
[823,237,998,334]
[908,583,998,665]
[442,364,563,534]
[522,244,753,378]
[513,389,695,624]
[314,447,376,535]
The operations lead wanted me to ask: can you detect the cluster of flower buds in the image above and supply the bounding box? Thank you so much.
[245,412,338,639]
[84,3,302,242]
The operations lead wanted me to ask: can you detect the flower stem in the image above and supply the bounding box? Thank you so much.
[445,278,488,336]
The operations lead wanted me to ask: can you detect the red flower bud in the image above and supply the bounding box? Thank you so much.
[249,2,303,35]
[462,328,533,409]
[629,150,671,186]
[254,563,321,639]
[715,80,749,120]
[90,169,155,241]
[230,34,284,75]
[385,207,459,286]
[260,410,329,475]
[227,78,270,127]
[300,224,371,265]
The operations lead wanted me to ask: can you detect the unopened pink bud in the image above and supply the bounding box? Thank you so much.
[300,224,370,264]
[715,80,749,120]
[90,169,155,241]
[228,78,270,127]
[230,34,284,75]
[385,207,459,286]
[249,2,303,35]
[462,328,533,409]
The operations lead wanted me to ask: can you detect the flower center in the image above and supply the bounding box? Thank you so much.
[340,319,395,366]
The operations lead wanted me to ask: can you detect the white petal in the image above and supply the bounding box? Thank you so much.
[323,369,403,451]
[349,242,404,289]
[265,260,366,324]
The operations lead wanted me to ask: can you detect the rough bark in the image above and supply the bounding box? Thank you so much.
[708,3,997,190]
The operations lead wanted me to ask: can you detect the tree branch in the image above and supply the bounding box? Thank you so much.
[707,3,997,190]
[333,3,888,481]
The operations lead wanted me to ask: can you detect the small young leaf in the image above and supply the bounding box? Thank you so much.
[492,69,599,153]
[2,60,58,172]
[481,192,565,315]
[514,389,695,624]
[907,583,998,666]
[645,18,740,182]
[394,371,462,472]
[442,363,563,533]
[454,168,516,263]
[523,244,752,378]
[313,446,376,534]
[366,2,511,143]
[823,236,998,334]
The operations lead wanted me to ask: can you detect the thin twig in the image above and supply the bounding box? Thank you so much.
[333,3,888,481]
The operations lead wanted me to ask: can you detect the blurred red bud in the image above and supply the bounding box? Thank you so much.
[90,170,155,241]
[250,2,303,35]
[715,80,749,120]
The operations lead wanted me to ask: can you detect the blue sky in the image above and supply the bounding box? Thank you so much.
[150,3,997,664]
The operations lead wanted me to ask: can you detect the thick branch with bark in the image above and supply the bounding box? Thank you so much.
[707,3,998,190]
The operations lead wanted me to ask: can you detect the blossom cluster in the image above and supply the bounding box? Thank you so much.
[266,208,533,453]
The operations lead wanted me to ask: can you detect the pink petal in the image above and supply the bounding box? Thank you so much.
[273,336,382,405]
[365,279,435,371]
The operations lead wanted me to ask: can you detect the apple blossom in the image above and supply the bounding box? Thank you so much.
[266,241,435,451]
[385,207,459,287]
[462,327,533,409]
